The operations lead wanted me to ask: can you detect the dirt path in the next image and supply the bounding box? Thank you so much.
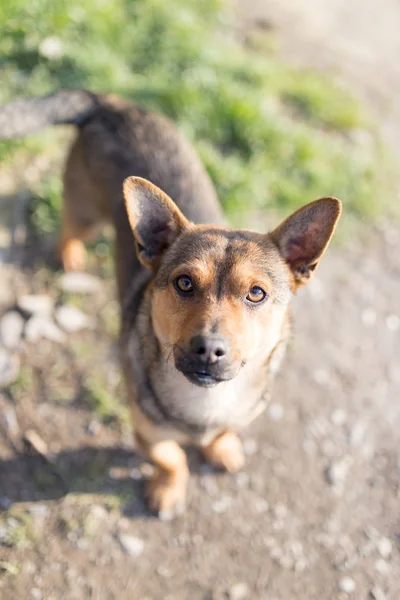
[1,3,400,599]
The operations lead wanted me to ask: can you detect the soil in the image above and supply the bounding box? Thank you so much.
[1,2,400,599]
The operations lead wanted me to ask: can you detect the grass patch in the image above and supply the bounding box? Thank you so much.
[83,375,130,428]
[0,0,397,229]
[0,510,35,549]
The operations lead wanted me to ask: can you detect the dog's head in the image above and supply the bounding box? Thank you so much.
[123,177,341,387]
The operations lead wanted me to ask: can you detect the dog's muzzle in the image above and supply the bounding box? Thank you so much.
[174,335,239,387]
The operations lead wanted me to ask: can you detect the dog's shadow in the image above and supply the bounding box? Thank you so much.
[0,444,209,519]
[0,446,150,518]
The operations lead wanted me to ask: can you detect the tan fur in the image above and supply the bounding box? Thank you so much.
[202,431,245,473]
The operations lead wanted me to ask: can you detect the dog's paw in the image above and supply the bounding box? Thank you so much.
[203,431,245,473]
[146,470,187,518]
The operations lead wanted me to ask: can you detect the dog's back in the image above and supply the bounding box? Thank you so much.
[0,90,223,296]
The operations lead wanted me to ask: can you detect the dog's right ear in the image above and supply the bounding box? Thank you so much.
[123,176,189,270]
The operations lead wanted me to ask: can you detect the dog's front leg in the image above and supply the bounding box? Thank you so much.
[202,431,245,473]
[137,436,189,515]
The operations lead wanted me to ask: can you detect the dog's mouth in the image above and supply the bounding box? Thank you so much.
[183,370,226,388]
[174,347,242,388]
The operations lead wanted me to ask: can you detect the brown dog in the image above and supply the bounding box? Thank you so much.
[0,90,341,515]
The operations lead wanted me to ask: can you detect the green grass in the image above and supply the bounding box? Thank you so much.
[0,0,397,230]
[84,375,130,427]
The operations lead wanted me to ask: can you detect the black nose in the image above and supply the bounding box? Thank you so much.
[190,335,228,364]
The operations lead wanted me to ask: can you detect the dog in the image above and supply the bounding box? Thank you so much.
[0,90,341,515]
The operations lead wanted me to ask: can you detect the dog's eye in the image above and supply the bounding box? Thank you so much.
[246,286,267,304]
[175,275,194,295]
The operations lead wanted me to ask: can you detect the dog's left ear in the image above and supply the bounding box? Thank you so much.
[123,176,189,270]
[270,197,342,287]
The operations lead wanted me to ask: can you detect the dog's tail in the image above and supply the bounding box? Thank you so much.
[0,90,99,140]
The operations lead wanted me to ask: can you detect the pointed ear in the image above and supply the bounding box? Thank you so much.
[270,197,342,287]
[123,176,189,270]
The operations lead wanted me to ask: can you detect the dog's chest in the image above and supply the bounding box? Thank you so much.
[151,358,269,431]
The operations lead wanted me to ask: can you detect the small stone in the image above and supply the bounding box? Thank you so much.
[253,498,269,513]
[313,368,331,385]
[212,496,232,514]
[370,586,387,600]
[89,505,107,519]
[2,406,19,437]
[270,546,283,560]
[31,588,42,599]
[156,565,174,578]
[349,422,366,447]
[376,537,392,558]
[25,316,66,344]
[0,311,25,349]
[118,534,144,557]
[139,463,154,478]
[331,409,347,426]
[87,419,101,436]
[0,348,20,388]
[288,541,303,557]
[273,502,287,519]
[325,458,350,486]
[59,272,102,295]
[55,306,92,333]
[228,582,249,600]
[267,403,284,421]
[338,576,356,594]
[18,294,53,315]
[361,308,376,326]
[108,466,128,480]
[385,314,399,331]
[24,428,49,456]
[129,468,143,481]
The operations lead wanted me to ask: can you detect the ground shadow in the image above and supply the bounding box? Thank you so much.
[0,445,150,517]
[0,443,216,519]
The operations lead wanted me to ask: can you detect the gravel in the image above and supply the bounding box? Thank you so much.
[0,347,20,388]
[370,587,387,600]
[228,582,249,600]
[55,305,92,332]
[18,294,54,315]
[0,311,25,349]
[25,315,66,344]
[338,576,356,594]
[376,537,392,558]
[118,534,145,557]
[267,402,284,421]
[325,458,351,487]
[59,272,102,295]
